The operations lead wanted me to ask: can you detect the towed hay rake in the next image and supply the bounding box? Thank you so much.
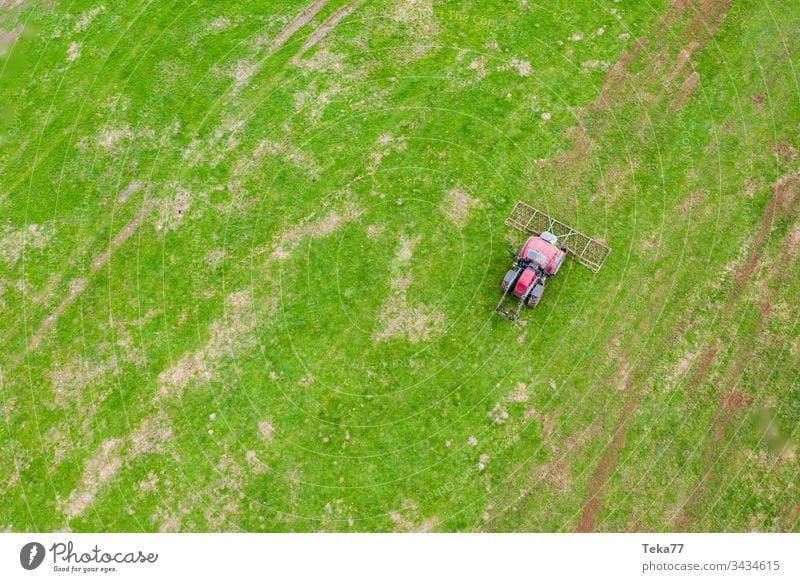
[495,201,611,321]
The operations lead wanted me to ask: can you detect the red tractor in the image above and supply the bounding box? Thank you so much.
[496,201,612,321]
[495,232,566,320]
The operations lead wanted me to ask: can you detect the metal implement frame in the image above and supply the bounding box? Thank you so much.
[504,201,611,273]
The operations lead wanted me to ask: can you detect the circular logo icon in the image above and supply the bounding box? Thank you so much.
[20,542,46,570]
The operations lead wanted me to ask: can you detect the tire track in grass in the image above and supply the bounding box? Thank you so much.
[269,0,330,54]
[676,173,800,529]
[568,0,738,532]
[28,206,149,350]
[577,392,638,532]
[25,0,339,354]
[676,386,752,530]
[291,0,364,63]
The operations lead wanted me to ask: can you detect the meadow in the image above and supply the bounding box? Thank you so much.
[0,0,798,532]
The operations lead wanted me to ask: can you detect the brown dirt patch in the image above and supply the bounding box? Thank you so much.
[691,346,719,385]
[666,41,700,84]
[388,499,437,532]
[152,452,247,531]
[96,125,134,153]
[685,0,733,39]
[511,56,531,77]
[209,16,232,31]
[224,0,330,95]
[0,26,21,50]
[771,142,798,164]
[48,355,114,410]
[202,454,247,530]
[551,0,732,203]
[670,71,700,110]
[734,173,800,288]
[258,421,274,442]
[507,382,529,403]
[154,187,195,231]
[116,180,142,205]
[128,413,173,457]
[390,0,438,62]
[590,37,648,109]
[468,55,487,80]
[66,41,81,62]
[73,6,103,33]
[783,222,800,257]
[536,456,572,492]
[673,177,800,530]
[676,389,752,530]
[366,224,385,240]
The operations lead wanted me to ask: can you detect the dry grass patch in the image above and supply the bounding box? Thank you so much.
[368,133,407,173]
[441,186,480,227]
[128,412,173,457]
[258,421,275,442]
[158,290,260,398]
[373,234,445,343]
[269,0,329,54]
[389,0,439,61]
[271,202,363,260]
[0,222,52,266]
[62,439,123,519]
[153,186,196,232]
[388,499,437,532]
[48,356,114,410]
[255,138,321,178]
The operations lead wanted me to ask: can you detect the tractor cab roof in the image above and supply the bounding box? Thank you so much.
[521,236,561,268]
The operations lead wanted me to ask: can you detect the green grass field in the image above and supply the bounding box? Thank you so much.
[1,0,798,532]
